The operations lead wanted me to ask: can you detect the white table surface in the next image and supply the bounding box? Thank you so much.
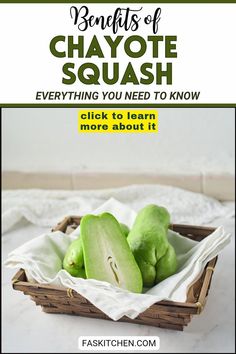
[2,216,235,353]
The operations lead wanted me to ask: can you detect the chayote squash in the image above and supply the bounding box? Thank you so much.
[62,221,130,278]
[127,204,177,287]
[80,212,143,293]
[62,238,86,278]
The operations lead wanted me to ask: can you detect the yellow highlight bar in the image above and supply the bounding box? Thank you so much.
[78,110,158,133]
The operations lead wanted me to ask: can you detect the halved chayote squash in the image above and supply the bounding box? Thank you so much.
[62,221,129,278]
[80,212,143,293]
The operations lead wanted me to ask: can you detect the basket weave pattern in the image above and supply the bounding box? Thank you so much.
[12,216,217,331]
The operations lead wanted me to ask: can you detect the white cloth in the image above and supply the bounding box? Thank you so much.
[4,198,231,321]
[2,184,234,234]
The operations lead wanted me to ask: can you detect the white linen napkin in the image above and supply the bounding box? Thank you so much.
[4,199,231,321]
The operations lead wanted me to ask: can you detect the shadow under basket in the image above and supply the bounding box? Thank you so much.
[12,216,218,331]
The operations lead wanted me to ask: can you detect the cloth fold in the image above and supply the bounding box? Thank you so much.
[4,199,231,321]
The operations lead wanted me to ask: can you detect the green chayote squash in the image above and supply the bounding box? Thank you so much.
[127,204,177,287]
[63,221,130,278]
[80,212,143,293]
[62,238,86,278]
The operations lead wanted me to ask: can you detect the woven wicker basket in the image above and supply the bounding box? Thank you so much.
[12,216,218,331]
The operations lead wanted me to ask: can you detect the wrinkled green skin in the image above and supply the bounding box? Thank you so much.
[63,222,130,278]
[127,204,177,287]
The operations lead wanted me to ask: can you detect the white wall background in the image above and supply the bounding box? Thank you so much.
[2,108,235,175]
